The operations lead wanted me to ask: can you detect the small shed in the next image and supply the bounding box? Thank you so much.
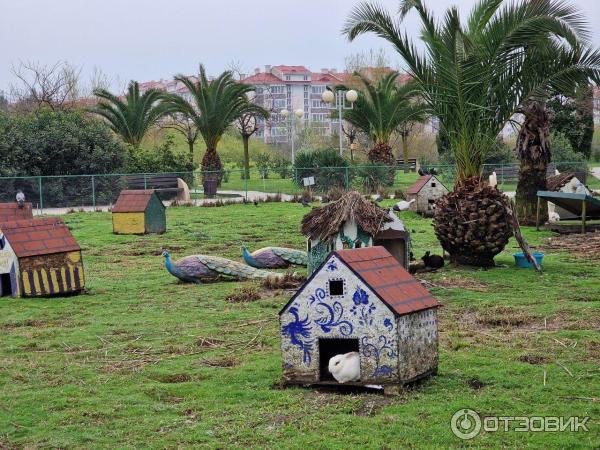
[279,246,439,392]
[406,175,449,216]
[112,190,166,235]
[0,217,85,297]
[0,203,33,222]
[302,191,410,274]
[546,172,590,220]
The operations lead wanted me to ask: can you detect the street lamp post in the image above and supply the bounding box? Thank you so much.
[280,108,304,164]
[322,88,358,157]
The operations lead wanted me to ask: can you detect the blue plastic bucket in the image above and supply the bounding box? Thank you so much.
[513,252,544,268]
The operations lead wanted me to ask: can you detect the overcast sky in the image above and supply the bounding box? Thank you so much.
[2,0,600,93]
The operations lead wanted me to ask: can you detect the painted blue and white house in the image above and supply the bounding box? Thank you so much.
[279,246,439,389]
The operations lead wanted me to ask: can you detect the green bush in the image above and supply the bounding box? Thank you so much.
[354,163,395,193]
[271,155,291,179]
[124,134,194,185]
[254,153,271,179]
[292,149,352,192]
[550,132,588,173]
[0,110,126,206]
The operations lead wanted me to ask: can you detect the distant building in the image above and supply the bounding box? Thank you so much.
[239,65,349,144]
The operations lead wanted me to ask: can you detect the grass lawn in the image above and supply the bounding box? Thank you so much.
[1,203,599,449]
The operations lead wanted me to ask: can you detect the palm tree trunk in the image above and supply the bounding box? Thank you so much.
[201,148,223,198]
[242,134,250,180]
[401,133,409,173]
[368,142,395,165]
[515,101,550,225]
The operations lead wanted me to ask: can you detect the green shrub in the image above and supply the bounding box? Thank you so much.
[292,149,351,192]
[551,132,588,173]
[0,110,126,206]
[354,163,395,193]
[271,155,291,179]
[254,153,271,179]
[125,134,194,185]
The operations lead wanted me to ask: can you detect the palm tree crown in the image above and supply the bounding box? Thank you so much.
[168,65,266,170]
[91,81,172,146]
[344,0,600,184]
[342,71,428,152]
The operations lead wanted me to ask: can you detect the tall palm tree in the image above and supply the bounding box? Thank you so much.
[344,0,600,266]
[91,81,172,147]
[515,43,599,225]
[342,71,428,166]
[167,65,262,196]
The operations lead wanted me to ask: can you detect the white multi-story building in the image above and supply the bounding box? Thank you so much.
[239,65,350,143]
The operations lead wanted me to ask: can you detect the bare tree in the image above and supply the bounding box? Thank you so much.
[162,114,200,155]
[228,61,272,179]
[10,60,82,112]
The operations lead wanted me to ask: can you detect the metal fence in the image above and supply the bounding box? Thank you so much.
[0,162,595,213]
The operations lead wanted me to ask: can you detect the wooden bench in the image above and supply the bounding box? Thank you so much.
[396,158,418,172]
[126,175,183,199]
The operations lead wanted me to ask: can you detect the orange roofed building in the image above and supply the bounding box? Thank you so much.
[0,217,84,297]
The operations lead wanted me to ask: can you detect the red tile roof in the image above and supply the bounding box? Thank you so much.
[406,175,433,195]
[112,190,156,213]
[336,247,439,316]
[0,203,33,222]
[240,72,282,84]
[274,65,310,73]
[0,217,80,258]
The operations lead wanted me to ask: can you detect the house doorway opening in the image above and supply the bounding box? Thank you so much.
[0,273,13,297]
[318,338,359,381]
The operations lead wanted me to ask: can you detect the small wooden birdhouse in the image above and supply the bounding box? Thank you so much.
[0,218,85,297]
[112,190,166,235]
[302,191,410,274]
[0,203,33,222]
[406,175,449,216]
[279,247,439,392]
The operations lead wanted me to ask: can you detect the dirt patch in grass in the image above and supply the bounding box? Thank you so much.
[198,356,239,368]
[423,275,488,292]
[1,319,49,329]
[152,373,196,383]
[467,377,488,390]
[542,232,600,260]
[196,336,226,348]
[226,286,261,303]
[261,273,305,291]
[474,306,537,328]
[517,354,549,365]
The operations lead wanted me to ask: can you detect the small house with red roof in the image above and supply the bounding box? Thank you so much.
[0,203,33,222]
[112,190,166,235]
[406,175,448,216]
[0,218,84,297]
[279,246,439,391]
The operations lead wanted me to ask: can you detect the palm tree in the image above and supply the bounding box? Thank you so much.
[344,0,600,266]
[167,65,261,196]
[342,71,428,167]
[515,44,600,225]
[91,81,172,147]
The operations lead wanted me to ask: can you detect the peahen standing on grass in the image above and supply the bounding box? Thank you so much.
[162,250,282,283]
[241,246,307,269]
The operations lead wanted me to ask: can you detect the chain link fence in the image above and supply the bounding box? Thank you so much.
[1,162,597,213]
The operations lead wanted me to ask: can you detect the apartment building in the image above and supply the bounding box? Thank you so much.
[239,65,349,144]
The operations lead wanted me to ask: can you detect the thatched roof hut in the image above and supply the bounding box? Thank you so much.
[547,172,577,192]
[301,191,391,243]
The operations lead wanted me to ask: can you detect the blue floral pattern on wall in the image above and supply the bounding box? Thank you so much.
[308,288,326,306]
[314,301,354,336]
[383,318,393,332]
[361,335,397,378]
[282,306,313,364]
[350,286,376,326]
